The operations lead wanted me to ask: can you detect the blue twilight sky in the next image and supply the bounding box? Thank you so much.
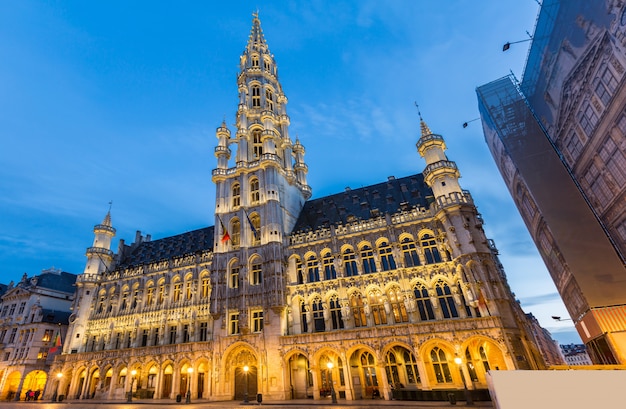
[0,1,580,344]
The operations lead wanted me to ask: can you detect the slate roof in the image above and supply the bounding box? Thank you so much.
[33,271,77,293]
[40,309,72,324]
[292,173,433,233]
[117,226,214,268]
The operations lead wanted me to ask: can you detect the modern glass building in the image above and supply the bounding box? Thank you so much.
[477,0,626,364]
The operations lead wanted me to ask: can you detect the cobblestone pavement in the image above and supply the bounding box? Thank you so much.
[0,398,493,409]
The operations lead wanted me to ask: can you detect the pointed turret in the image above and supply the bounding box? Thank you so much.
[416,117,463,203]
[65,210,116,353]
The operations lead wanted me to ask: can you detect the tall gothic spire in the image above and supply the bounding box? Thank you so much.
[246,12,269,53]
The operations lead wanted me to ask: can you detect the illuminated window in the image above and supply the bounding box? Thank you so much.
[351,293,366,327]
[252,310,264,332]
[146,285,154,306]
[231,218,241,247]
[388,286,408,323]
[368,290,387,325]
[201,276,210,298]
[173,280,182,303]
[42,329,53,342]
[251,260,262,285]
[251,55,259,67]
[230,267,240,289]
[431,347,452,383]
[250,213,261,245]
[300,301,308,333]
[229,313,240,335]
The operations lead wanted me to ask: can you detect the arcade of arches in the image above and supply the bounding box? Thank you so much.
[46,335,509,401]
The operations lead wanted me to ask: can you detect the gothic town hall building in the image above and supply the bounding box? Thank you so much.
[47,14,544,403]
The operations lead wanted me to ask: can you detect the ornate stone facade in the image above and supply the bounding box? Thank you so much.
[47,14,544,403]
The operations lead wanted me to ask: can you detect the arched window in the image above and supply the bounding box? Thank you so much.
[250,257,262,285]
[251,85,261,107]
[322,251,336,280]
[312,298,325,332]
[250,178,260,204]
[479,346,491,372]
[351,293,366,327]
[385,350,401,387]
[229,263,240,289]
[157,280,165,304]
[329,295,343,330]
[361,352,378,388]
[368,290,387,325]
[250,213,261,245]
[307,255,320,282]
[295,257,304,284]
[184,275,193,300]
[413,284,435,321]
[403,350,421,384]
[232,184,241,208]
[378,241,396,271]
[201,274,210,298]
[360,245,376,274]
[401,237,420,267]
[252,129,263,158]
[300,301,308,333]
[387,286,408,323]
[435,280,458,318]
[421,234,442,264]
[343,248,358,277]
[131,284,140,309]
[430,347,452,383]
[262,58,270,72]
[265,88,274,110]
[465,348,479,382]
[231,218,241,247]
[172,278,182,303]
[97,291,106,313]
[251,55,259,67]
[120,287,129,310]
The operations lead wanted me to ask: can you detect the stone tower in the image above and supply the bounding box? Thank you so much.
[64,211,116,354]
[209,13,312,395]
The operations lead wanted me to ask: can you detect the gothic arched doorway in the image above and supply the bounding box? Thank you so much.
[287,353,311,399]
[234,365,258,401]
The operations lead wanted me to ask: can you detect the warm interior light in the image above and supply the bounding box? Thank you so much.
[454,356,462,365]
[243,365,249,373]
[131,369,137,376]
[57,372,63,379]
[188,367,193,374]
[327,361,333,369]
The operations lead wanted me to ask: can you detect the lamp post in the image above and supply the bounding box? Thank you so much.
[186,367,193,403]
[326,361,337,404]
[454,356,473,406]
[243,365,249,403]
[127,369,137,403]
[52,372,62,402]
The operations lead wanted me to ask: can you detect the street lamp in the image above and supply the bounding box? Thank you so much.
[454,356,473,406]
[52,372,63,402]
[243,365,249,403]
[127,369,137,403]
[186,367,193,403]
[552,316,572,321]
[326,361,337,404]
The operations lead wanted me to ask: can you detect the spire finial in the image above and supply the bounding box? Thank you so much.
[414,101,423,121]
[415,102,432,137]
[108,200,113,213]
